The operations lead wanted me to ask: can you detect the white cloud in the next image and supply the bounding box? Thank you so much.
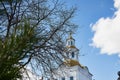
[91,0,120,57]
[114,0,120,9]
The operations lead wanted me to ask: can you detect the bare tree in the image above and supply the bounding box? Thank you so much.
[0,0,77,79]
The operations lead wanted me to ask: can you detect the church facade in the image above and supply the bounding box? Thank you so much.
[46,34,93,80]
[22,34,93,80]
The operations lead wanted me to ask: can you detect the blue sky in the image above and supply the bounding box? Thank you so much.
[64,0,120,80]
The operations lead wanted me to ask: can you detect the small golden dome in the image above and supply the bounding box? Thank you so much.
[64,59,84,68]
[66,45,76,48]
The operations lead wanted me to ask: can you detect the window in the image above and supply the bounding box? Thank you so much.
[47,78,50,80]
[62,77,65,80]
[68,41,70,45]
[70,76,74,80]
[71,41,72,45]
[72,52,74,58]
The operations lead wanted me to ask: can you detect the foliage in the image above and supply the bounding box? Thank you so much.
[0,0,77,79]
[0,21,35,79]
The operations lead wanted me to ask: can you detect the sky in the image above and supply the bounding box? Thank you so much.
[64,0,120,80]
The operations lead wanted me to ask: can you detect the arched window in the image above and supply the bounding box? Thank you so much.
[68,41,70,45]
[71,41,72,45]
[62,77,65,80]
[72,52,74,58]
[47,78,50,80]
[70,76,74,80]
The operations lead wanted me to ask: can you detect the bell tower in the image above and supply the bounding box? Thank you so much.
[66,33,79,61]
[44,33,93,80]
[66,33,75,48]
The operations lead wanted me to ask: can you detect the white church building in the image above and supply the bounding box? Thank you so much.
[22,34,93,80]
[45,34,93,80]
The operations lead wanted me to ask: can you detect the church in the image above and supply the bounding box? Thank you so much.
[45,34,93,80]
[22,34,93,80]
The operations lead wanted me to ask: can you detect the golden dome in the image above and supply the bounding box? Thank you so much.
[64,59,84,68]
[66,45,76,48]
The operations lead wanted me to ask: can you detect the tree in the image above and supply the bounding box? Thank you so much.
[0,0,77,79]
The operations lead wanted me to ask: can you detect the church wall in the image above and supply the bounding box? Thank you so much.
[77,66,92,80]
[51,65,92,80]
[52,66,78,80]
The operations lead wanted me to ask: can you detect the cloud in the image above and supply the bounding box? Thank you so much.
[91,0,120,56]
